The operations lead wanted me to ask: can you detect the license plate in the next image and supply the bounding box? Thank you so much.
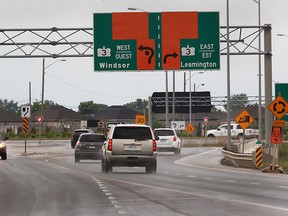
[128,144,136,149]
[160,139,167,142]
[89,146,96,149]
[124,144,140,151]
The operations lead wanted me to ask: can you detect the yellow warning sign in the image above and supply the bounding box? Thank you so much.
[273,119,286,127]
[135,115,146,125]
[185,123,195,134]
[235,109,254,129]
[268,95,288,119]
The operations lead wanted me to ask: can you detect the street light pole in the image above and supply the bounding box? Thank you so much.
[41,58,45,118]
[39,58,66,144]
[127,7,146,12]
[252,0,262,142]
[193,83,205,135]
[185,71,203,125]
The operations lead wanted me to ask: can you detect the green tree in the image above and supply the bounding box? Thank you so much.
[224,93,248,111]
[124,99,148,113]
[78,101,108,114]
[0,99,19,113]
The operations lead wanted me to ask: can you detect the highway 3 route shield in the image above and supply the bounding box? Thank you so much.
[93,11,220,71]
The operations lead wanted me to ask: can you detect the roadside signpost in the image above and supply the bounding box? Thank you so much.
[171,121,185,130]
[185,123,195,134]
[267,95,288,171]
[94,12,220,71]
[36,116,44,124]
[270,126,282,145]
[135,115,146,125]
[235,109,254,153]
[21,106,31,118]
[235,109,254,129]
[21,105,31,154]
[268,95,288,119]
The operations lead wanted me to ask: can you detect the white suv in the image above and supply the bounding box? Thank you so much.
[153,128,181,155]
[102,124,157,173]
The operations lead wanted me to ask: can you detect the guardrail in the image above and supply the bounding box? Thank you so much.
[221,147,255,168]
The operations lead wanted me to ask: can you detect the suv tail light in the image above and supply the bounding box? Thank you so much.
[152,140,157,152]
[173,136,177,142]
[108,139,113,151]
[76,141,81,147]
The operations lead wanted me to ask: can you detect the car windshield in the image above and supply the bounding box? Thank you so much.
[154,130,175,136]
[80,134,105,142]
[112,127,152,140]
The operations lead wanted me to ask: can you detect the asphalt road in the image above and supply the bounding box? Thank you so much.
[1,140,288,216]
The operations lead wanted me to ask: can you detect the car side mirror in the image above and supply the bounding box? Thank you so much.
[155,136,159,140]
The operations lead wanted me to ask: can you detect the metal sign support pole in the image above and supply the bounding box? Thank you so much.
[24,132,27,154]
[264,25,273,148]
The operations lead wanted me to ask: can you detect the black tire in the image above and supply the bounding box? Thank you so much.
[101,159,106,173]
[107,161,113,173]
[207,134,215,137]
[103,160,112,173]
[237,133,244,139]
[146,160,157,174]
[2,153,7,160]
[75,155,80,163]
[175,148,181,155]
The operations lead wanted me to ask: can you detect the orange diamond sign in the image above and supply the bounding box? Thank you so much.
[268,95,288,119]
[235,109,254,129]
[185,123,195,134]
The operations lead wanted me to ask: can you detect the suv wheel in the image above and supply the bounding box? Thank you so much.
[175,148,181,155]
[103,159,113,173]
[75,155,80,163]
[2,153,7,160]
[101,159,106,172]
[146,160,157,174]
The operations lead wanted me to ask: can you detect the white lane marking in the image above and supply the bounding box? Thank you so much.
[188,175,196,178]
[250,182,261,185]
[225,180,237,183]
[92,177,125,215]
[118,210,127,215]
[278,186,288,189]
[99,175,288,213]
[205,177,215,180]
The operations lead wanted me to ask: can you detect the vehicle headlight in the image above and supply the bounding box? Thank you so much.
[0,142,6,148]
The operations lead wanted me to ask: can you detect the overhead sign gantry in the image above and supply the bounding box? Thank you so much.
[93,12,220,71]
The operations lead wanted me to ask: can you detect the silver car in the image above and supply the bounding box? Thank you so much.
[102,124,157,173]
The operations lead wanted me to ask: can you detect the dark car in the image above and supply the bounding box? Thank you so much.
[0,133,8,160]
[71,129,94,148]
[74,133,106,163]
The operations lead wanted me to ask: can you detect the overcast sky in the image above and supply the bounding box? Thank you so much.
[1,0,288,111]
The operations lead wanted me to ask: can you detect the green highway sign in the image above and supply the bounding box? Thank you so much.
[93,11,220,71]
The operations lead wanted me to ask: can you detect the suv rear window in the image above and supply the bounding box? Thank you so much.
[154,130,175,136]
[80,134,105,142]
[113,127,152,140]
